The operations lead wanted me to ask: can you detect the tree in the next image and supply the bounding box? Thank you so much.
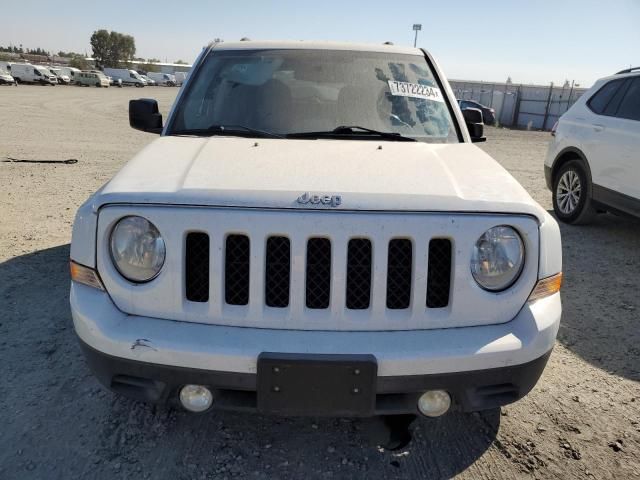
[26,47,49,56]
[69,56,89,70]
[57,50,84,58]
[90,29,136,68]
[141,61,159,73]
[90,29,111,68]
[175,59,188,65]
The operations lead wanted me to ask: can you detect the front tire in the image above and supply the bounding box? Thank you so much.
[552,160,596,225]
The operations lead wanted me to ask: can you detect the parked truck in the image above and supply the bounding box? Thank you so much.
[146,72,176,86]
[174,71,188,86]
[56,66,81,83]
[103,68,146,87]
[0,68,16,85]
[47,67,71,85]
[10,63,57,85]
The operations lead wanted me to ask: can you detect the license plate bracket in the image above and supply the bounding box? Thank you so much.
[257,353,377,416]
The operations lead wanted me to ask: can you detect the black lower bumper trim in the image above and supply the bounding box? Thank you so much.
[544,165,553,190]
[79,339,552,416]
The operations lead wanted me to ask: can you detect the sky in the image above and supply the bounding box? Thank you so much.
[1,0,639,86]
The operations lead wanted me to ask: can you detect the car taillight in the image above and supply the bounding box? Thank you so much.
[551,121,558,136]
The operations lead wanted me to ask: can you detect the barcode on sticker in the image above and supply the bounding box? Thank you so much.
[387,81,445,102]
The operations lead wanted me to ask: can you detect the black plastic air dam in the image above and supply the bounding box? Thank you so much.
[78,338,552,416]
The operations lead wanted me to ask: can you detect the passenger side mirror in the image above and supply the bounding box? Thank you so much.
[462,107,486,143]
[129,99,163,134]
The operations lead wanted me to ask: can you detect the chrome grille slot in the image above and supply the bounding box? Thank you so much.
[346,238,372,310]
[426,238,452,308]
[305,238,332,309]
[225,235,250,305]
[185,232,210,302]
[265,236,291,308]
[386,239,413,309]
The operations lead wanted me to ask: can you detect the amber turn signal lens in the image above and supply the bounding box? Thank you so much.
[70,260,105,291]
[528,272,562,302]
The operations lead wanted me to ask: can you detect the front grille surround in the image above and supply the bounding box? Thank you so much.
[97,206,541,331]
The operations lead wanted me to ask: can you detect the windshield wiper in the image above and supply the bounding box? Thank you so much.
[287,125,417,142]
[171,124,285,139]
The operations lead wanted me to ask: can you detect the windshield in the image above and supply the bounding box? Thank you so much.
[169,49,459,143]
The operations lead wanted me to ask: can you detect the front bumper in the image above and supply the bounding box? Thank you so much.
[80,338,551,415]
[71,283,560,415]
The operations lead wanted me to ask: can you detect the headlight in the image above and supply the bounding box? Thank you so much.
[471,225,524,291]
[110,216,166,282]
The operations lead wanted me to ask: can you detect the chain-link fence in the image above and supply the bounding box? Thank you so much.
[449,80,588,130]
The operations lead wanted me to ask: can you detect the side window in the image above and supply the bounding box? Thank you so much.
[615,78,640,121]
[603,79,630,116]
[587,79,625,115]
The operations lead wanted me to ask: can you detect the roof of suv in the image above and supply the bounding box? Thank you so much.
[596,69,640,84]
[615,67,640,75]
[209,40,424,55]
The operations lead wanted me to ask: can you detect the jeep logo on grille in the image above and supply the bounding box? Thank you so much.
[297,192,342,207]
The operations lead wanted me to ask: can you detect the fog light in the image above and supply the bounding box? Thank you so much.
[179,385,213,412]
[418,390,451,417]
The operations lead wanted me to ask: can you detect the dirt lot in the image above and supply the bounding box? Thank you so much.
[0,86,638,479]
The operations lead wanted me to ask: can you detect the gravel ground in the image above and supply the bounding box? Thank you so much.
[0,86,638,479]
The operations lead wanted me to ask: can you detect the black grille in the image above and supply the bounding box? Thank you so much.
[225,235,250,305]
[265,236,291,308]
[346,239,372,310]
[386,239,412,309]
[426,238,452,308]
[305,238,331,309]
[185,232,209,302]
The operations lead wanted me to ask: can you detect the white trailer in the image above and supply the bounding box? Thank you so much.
[0,67,16,85]
[146,72,176,86]
[10,63,57,85]
[103,68,146,87]
[174,71,188,86]
[47,67,71,84]
[57,66,81,83]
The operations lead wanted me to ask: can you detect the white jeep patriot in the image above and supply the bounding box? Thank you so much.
[70,41,562,418]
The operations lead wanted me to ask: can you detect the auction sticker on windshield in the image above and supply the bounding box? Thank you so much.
[387,81,444,102]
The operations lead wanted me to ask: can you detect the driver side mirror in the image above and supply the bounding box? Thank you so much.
[129,98,163,134]
[462,108,486,143]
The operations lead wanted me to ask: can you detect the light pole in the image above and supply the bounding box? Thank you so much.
[413,24,422,47]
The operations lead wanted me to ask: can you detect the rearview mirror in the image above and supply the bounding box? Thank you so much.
[129,99,163,134]
[462,107,486,143]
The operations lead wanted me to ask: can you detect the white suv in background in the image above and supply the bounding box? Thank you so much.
[545,67,640,224]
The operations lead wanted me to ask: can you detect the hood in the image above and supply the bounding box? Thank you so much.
[95,136,544,219]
